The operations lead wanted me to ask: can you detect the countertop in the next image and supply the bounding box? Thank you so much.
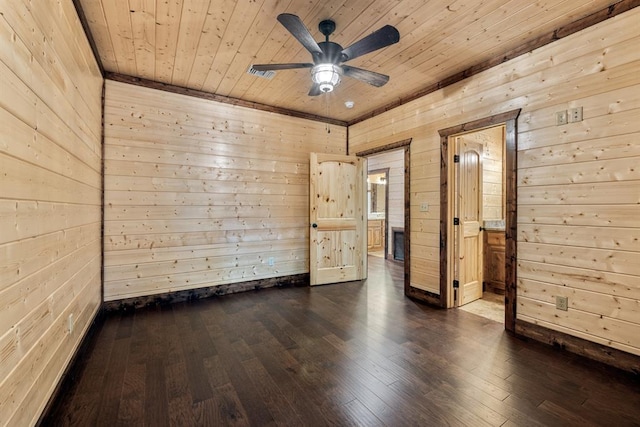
[483,219,505,231]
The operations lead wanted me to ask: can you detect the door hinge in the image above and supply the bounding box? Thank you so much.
[453,280,459,288]
[453,217,460,225]
[453,155,460,163]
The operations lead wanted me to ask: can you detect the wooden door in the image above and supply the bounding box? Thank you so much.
[455,138,483,305]
[310,153,367,286]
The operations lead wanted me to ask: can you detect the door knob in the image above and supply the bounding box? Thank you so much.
[312,223,318,228]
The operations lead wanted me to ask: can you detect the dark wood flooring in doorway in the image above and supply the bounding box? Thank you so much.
[44,256,640,426]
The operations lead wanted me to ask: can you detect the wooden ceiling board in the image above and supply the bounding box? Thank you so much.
[128,0,156,79]
[376,0,570,83]
[78,0,622,122]
[101,0,136,74]
[155,0,184,82]
[185,0,234,89]
[201,0,266,93]
[214,0,296,96]
[170,0,209,86]
[79,2,115,71]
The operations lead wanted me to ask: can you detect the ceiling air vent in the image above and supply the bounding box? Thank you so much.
[247,66,276,79]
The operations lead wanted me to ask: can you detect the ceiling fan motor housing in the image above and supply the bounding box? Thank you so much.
[315,41,344,64]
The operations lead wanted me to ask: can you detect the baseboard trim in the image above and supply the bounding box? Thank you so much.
[103,273,310,312]
[406,286,443,307]
[515,319,640,376]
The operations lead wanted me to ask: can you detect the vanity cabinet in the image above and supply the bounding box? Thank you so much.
[483,230,505,294]
[368,220,385,250]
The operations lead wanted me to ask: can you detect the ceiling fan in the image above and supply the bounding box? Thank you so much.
[252,14,400,96]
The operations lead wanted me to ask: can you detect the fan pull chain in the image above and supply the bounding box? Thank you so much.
[325,93,331,133]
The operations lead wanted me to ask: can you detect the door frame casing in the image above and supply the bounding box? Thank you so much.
[355,139,411,296]
[438,109,520,332]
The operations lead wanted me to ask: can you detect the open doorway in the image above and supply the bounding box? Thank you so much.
[450,125,506,323]
[439,110,520,332]
[367,168,389,259]
[355,139,411,294]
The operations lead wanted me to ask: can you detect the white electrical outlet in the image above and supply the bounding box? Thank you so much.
[556,296,568,311]
[68,313,74,333]
[420,202,429,212]
[268,257,275,266]
[556,110,568,126]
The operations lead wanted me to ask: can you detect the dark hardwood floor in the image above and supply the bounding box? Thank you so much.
[44,256,640,426]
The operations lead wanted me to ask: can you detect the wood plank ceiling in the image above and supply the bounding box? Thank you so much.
[78,0,620,122]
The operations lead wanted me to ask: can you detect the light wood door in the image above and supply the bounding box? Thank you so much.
[455,138,483,305]
[310,153,367,286]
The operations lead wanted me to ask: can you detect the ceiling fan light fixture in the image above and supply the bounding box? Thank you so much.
[312,63,342,93]
[252,14,399,96]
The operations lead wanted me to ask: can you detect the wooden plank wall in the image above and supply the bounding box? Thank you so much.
[367,150,405,257]
[103,80,346,301]
[349,8,640,356]
[0,1,103,425]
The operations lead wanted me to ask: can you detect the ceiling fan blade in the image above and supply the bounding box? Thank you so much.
[341,25,400,62]
[252,63,313,71]
[277,13,323,56]
[308,84,322,96]
[342,65,389,87]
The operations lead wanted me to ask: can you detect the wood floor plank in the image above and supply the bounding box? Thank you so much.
[172,305,215,404]
[203,311,276,425]
[258,317,299,350]
[165,362,198,426]
[95,314,132,426]
[248,337,334,425]
[44,256,640,426]
[116,362,145,425]
[538,400,599,426]
[240,356,304,426]
[323,334,401,387]
[312,336,433,426]
[210,383,252,426]
[339,398,384,426]
[144,358,169,427]
[191,396,231,426]
[502,393,573,426]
